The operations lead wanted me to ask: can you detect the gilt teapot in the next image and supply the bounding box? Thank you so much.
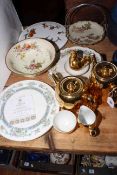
[51,73,87,109]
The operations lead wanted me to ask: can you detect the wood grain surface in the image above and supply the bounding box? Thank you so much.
[1,37,117,155]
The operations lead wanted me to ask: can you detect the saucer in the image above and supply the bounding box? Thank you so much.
[49,46,102,79]
[64,59,90,76]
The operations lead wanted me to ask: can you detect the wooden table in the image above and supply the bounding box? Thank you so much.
[0,37,117,155]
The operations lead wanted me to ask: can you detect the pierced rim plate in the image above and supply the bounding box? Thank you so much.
[19,21,68,49]
[0,80,59,141]
[48,46,102,79]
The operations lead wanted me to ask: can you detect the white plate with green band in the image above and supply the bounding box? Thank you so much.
[0,80,59,141]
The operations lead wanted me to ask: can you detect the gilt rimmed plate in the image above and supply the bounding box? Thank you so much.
[0,80,59,141]
[6,38,56,77]
[49,46,102,79]
[68,21,105,45]
[19,21,68,49]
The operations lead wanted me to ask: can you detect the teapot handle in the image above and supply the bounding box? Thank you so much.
[50,72,63,85]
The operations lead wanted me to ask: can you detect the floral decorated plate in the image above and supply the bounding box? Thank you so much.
[18,21,68,49]
[0,80,59,141]
[48,46,102,79]
[68,21,105,45]
[5,38,56,77]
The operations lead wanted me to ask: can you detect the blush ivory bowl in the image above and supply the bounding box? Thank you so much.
[53,110,77,133]
[5,38,56,77]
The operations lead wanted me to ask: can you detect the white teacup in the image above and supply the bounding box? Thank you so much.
[53,110,77,133]
[78,105,97,136]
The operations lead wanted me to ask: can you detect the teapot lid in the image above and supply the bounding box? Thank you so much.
[59,76,84,96]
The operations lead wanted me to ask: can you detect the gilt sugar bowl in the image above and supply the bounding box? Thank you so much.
[91,61,117,87]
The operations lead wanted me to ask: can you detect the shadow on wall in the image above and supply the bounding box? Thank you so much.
[12,0,65,25]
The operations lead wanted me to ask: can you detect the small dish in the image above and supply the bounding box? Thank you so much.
[53,110,77,133]
[64,59,90,76]
[105,156,117,167]
[48,46,102,79]
[5,38,56,77]
[50,153,70,164]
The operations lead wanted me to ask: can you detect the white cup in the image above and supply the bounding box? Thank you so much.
[53,110,77,133]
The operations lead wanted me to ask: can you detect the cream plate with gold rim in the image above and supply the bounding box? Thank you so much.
[6,38,55,77]
[69,21,105,45]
